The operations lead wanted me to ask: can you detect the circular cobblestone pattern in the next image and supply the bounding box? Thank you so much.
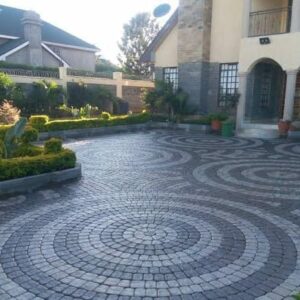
[0,131,300,300]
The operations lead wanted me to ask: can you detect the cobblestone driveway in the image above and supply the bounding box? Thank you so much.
[0,130,300,300]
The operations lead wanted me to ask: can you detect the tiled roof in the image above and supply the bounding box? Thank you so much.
[0,4,99,51]
[0,38,26,56]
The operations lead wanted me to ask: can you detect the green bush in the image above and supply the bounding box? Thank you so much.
[40,113,150,132]
[21,126,38,144]
[182,116,211,125]
[0,140,5,158]
[209,113,228,122]
[0,125,11,140]
[12,144,43,157]
[44,138,62,154]
[0,61,58,72]
[29,115,49,131]
[0,149,76,181]
[100,111,111,120]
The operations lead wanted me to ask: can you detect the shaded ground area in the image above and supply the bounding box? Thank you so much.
[0,130,299,300]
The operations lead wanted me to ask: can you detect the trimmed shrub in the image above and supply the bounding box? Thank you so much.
[0,125,11,140]
[41,113,150,132]
[100,112,111,120]
[0,149,76,181]
[182,116,211,125]
[29,115,49,131]
[0,140,5,158]
[21,126,38,144]
[44,138,62,154]
[13,144,43,158]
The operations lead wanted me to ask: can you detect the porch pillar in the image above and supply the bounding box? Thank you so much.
[236,72,249,130]
[283,70,297,121]
[291,0,300,32]
[242,0,252,38]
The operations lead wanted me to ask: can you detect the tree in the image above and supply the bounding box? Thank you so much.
[0,72,14,102]
[96,57,121,73]
[118,13,159,77]
[143,80,189,121]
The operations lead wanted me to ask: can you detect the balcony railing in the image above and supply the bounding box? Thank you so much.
[249,7,291,37]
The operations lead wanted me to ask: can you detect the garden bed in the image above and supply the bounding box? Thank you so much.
[0,163,81,196]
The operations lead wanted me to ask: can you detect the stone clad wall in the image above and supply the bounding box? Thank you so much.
[122,86,152,113]
[177,0,213,113]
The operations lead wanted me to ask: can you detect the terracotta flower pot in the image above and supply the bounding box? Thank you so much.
[278,120,291,136]
[211,120,222,131]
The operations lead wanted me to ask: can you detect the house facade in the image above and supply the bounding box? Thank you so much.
[142,0,300,138]
[0,5,98,71]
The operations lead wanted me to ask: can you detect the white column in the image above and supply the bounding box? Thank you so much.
[59,67,68,104]
[242,0,252,38]
[283,70,297,121]
[291,0,300,32]
[113,72,123,98]
[236,72,249,130]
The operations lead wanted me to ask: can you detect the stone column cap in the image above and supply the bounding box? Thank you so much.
[22,10,42,26]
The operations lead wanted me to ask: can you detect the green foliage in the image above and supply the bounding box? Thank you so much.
[0,100,20,125]
[44,138,63,154]
[21,127,39,144]
[0,140,6,158]
[0,61,58,72]
[4,117,27,158]
[0,149,76,181]
[41,113,150,132]
[209,113,228,122]
[29,80,64,115]
[143,81,189,120]
[293,294,300,300]
[0,72,14,101]
[96,57,121,73]
[118,13,159,76]
[67,82,115,110]
[100,112,111,120]
[12,144,43,158]
[0,124,11,140]
[29,115,49,131]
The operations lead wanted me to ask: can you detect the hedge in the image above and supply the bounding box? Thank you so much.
[31,113,151,132]
[0,149,76,181]
[0,125,11,140]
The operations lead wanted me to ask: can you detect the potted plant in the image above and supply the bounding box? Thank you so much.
[219,93,240,137]
[210,113,228,132]
[278,119,291,136]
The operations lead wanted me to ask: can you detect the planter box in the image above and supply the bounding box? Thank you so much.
[39,124,151,140]
[0,164,82,196]
[38,122,211,141]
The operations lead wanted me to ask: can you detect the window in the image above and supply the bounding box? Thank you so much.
[218,63,239,107]
[163,67,178,90]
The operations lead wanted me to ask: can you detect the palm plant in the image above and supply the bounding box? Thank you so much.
[3,117,27,158]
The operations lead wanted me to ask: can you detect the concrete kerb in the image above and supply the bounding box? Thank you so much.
[39,122,211,141]
[0,163,82,197]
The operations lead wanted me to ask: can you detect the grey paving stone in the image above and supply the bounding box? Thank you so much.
[0,131,299,299]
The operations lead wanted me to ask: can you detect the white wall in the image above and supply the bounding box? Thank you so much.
[210,0,243,63]
[155,24,178,67]
[239,32,300,72]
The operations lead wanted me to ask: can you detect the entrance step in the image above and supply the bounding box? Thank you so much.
[237,128,279,139]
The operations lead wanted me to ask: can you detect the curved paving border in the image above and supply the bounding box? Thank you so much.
[0,131,300,300]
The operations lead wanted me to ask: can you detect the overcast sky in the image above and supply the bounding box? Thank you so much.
[0,0,179,64]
